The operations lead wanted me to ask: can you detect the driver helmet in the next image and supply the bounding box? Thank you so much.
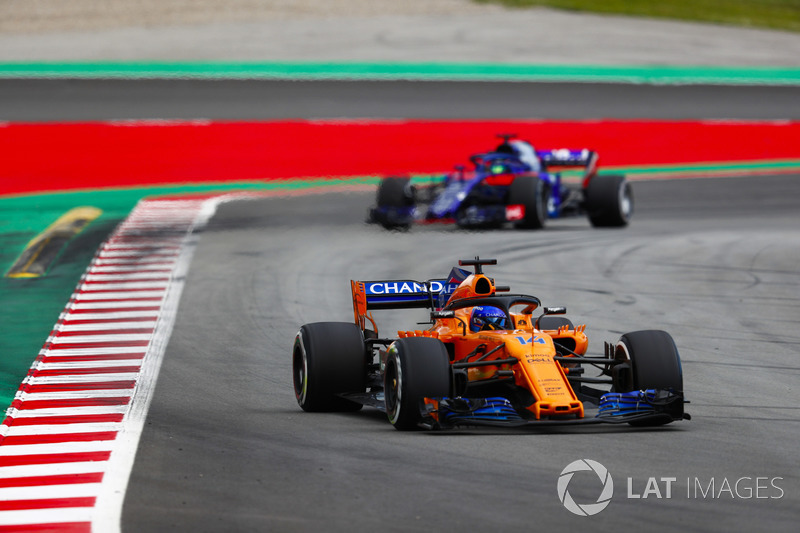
[509,140,541,172]
[489,161,508,174]
[470,306,507,332]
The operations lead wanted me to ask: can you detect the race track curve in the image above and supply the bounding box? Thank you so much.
[9,77,795,531]
[121,173,800,532]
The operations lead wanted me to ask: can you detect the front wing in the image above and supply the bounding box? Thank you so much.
[369,203,527,227]
[339,390,689,429]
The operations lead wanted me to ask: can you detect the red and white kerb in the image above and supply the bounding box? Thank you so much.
[0,198,215,533]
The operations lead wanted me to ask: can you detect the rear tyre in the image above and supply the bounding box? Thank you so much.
[585,175,632,227]
[615,330,683,426]
[509,175,547,229]
[384,338,451,430]
[293,322,366,412]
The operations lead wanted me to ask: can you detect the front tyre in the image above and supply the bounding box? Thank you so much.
[293,322,366,412]
[615,330,683,426]
[585,175,632,227]
[373,176,416,230]
[376,176,415,208]
[617,330,682,391]
[384,337,451,430]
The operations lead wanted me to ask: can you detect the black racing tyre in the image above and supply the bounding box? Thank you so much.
[508,175,547,229]
[293,322,366,412]
[384,337,451,431]
[376,176,415,207]
[617,330,682,391]
[374,176,416,229]
[585,174,633,227]
[616,330,683,426]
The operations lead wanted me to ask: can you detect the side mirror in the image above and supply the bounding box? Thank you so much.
[535,306,567,330]
[432,310,468,335]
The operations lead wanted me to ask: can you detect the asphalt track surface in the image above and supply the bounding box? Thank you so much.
[119,173,800,532]
[2,79,800,120]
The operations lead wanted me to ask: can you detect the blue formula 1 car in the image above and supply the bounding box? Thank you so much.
[368,135,632,230]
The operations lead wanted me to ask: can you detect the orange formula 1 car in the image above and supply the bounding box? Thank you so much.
[292,258,689,430]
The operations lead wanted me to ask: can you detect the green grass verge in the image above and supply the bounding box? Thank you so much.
[475,0,800,33]
[0,192,137,409]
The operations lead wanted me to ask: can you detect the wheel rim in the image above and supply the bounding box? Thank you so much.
[619,183,633,220]
[293,338,308,405]
[385,355,402,424]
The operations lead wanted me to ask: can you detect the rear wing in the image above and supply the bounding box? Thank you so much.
[355,279,454,309]
[537,148,599,179]
[351,268,470,333]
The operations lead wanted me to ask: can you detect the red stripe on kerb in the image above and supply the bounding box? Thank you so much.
[90,262,173,268]
[2,432,117,446]
[86,269,172,276]
[0,472,104,488]
[65,306,161,314]
[0,451,111,466]
[40,353,146,364]
[89,260,173,268]
[47,341,149,350]
[107,234,181,239]
[22,380,137,392]
[98,251,179,256]
[12,397,131,410]
[70,298,164,304]
[100,245,180,250]
[92,252,164,257]
[4,414,125,426]
[52,328,155,337]
[97,250,177,256]
[0,523,92,533]
[0,497,96,511]
[31,367,141,377]
[80,278,170,284]
[77,287,165,294]
[61,317,156,325]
